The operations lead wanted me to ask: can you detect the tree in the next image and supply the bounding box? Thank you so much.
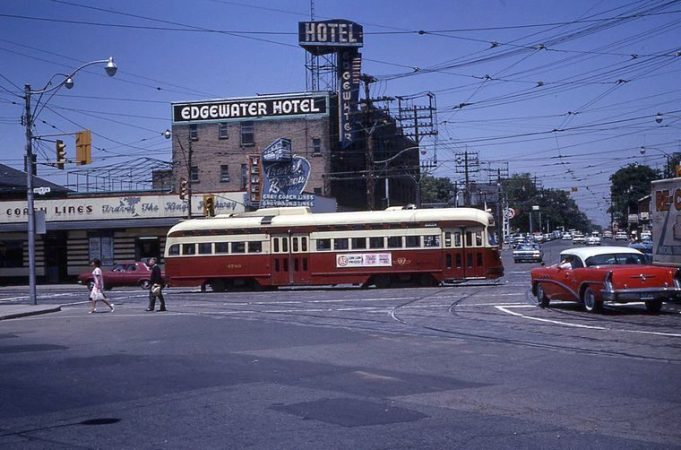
[420,175,455,205]
[502,173,591,233]
[609,164,660,229]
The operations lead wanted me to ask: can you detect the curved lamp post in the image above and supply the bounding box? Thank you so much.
[24,57,117,304]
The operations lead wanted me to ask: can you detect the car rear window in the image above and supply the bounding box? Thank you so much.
[585,253,644,266]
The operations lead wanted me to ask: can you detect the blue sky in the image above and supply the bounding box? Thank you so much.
[1,0,679,226]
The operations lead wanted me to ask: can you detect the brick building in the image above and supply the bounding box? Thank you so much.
[170,90,419,211]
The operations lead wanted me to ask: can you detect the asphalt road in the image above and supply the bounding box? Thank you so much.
[1,239,680,449]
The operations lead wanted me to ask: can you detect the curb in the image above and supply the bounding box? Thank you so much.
[0,306,62,321]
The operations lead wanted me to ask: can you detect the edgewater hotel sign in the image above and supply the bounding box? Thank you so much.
[172,93,329,124]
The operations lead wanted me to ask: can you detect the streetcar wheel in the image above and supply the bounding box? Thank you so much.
[583,288,603,313]
[535,283,550,308]
[374,275,391,289]
[645,300,662,314]
[211,279,226,292]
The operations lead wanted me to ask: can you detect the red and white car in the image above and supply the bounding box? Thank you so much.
[530,246,681,313]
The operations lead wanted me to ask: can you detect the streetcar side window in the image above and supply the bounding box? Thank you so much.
[198,243,212,255]
[424,235,440,247]
[232,242,246,253]
[351,237,367,249]
[334,238,349,250]
[316,239,331,251]
[387,236,402,249]
[182,243,196,255]
[369,237,384,249]
[249,241,262,253]
[215,242,229,254]
[405,236,420,248]
[168,244,180,256]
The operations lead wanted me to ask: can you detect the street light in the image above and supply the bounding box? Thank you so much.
[639,146,679,178]
[24,57,118,305]
[374,146,424,207]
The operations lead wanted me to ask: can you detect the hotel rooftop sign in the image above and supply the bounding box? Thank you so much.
[298,19,363,55]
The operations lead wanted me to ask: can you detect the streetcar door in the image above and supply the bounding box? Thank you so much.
[270,234,290,286]
[289,234,310,284]
[443,229,465,279]
[463,228,486,278]
[270,234,310,286]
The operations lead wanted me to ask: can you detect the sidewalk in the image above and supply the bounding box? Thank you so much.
[0,304,62,321]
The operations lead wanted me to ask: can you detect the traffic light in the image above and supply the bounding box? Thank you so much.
[75,130,92,165]
[55,139,66,169]
[203,195,215,217]
[179,178,188,199]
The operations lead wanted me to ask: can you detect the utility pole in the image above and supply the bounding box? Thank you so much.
[187,133,193,219]
[361,74,376,210]
[24,85,37,304]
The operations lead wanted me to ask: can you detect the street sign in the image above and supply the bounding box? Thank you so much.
[33,186,51,195]
[505,208,516,219]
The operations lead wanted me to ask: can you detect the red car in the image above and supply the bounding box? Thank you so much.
[531,246,681,313]
[78,261,161,290]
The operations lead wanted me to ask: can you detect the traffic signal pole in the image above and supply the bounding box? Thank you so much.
[24,84,37,304]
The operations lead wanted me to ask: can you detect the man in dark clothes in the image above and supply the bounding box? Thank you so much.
[146,257,167,312]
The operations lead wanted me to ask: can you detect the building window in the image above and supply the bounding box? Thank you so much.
[190,165,199,183]
[88,235,113,266]
[240,164,248,189]
[189,124,198,141]
[220,165,230,182]
[0,241,23,267]
[218,122,229,140]
[312,138,321,156]
[240,121,254,146]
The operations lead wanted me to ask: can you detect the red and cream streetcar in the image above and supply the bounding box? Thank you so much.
[164,206,503,291]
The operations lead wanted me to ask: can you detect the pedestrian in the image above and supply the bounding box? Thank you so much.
[89,258,114,313]
[146,257,166,312]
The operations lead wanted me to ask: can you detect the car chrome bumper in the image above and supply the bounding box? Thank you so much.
[602,287,681,302]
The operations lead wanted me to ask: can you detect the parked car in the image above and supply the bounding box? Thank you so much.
[561,232,573,240]
[603,230,613,239]
[531,246,681,313]
[513,243,543,263]
[614,231,628,240]
[78,261,161,290]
